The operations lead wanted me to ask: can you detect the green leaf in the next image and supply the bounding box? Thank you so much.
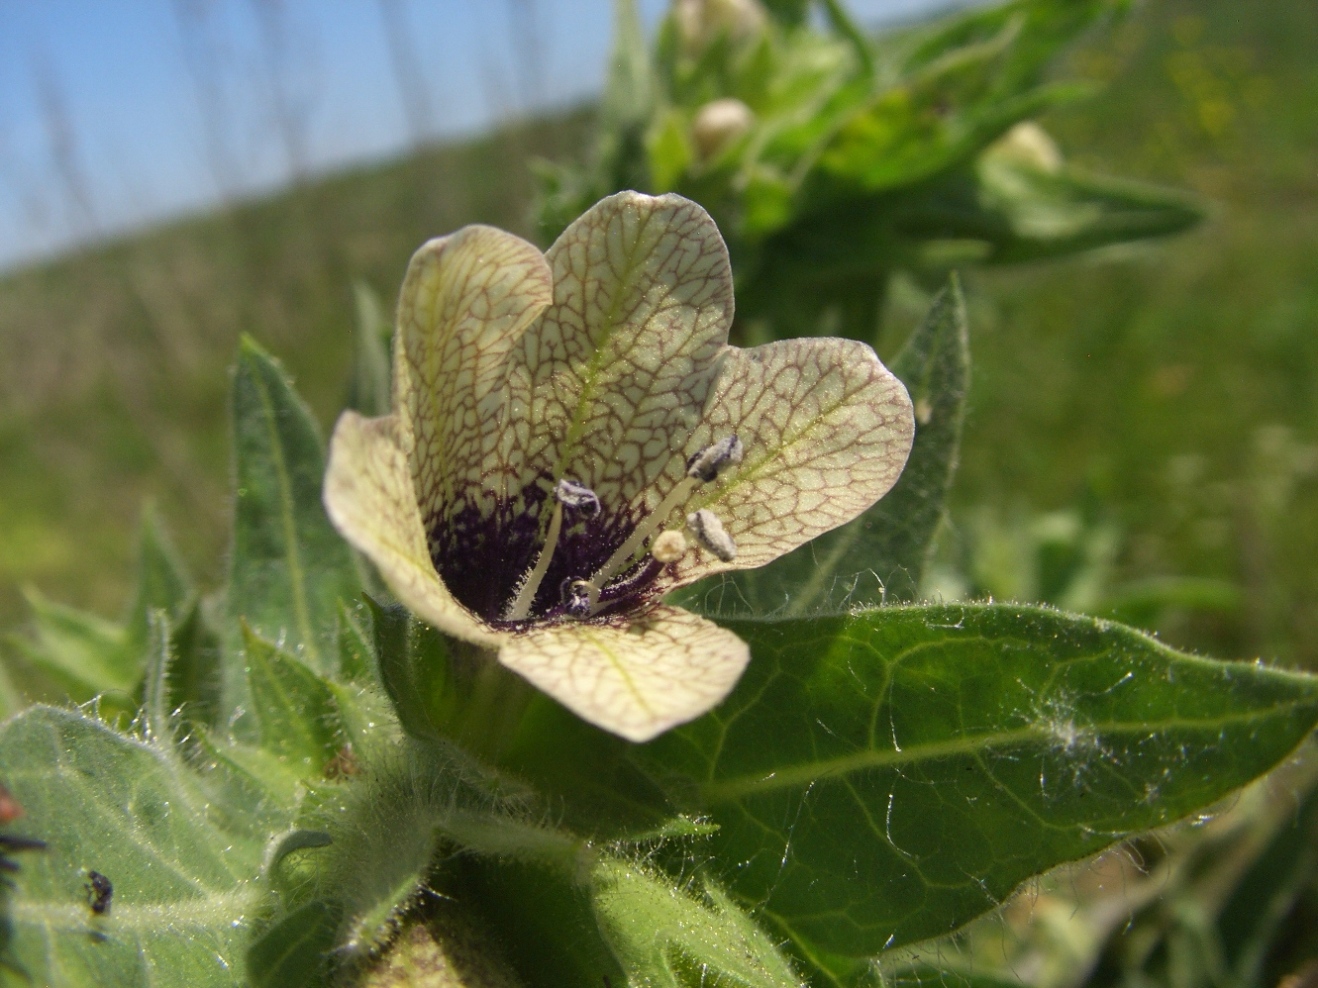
[247,900,340,988]
[123,506,193,655]
[188,727,302,840]
[646,108,694,191]
[880,158,1205,269]
[241,625,342,774]
[694,276,968,615]
[635,605,1318,981]
[5,510,195,720]
[0,658,20,721]
[871,275,971,599]
[454,854,627,987]
[168,599,225,731]
[251,737,541,977]
[7,587,134,702]
[590,859,802,988]
[367,598,453,745]
[336,598,374,684]
[347,282,393,419]
[141,610,174,744]
[227,336,360,687]
[973,159,1206,263]
[0,707,270,987]
[454,839,803,987]
[900,0,1127,96]
[604,0,652,134]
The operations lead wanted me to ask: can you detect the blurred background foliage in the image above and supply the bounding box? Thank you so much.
[1,0,1316,984]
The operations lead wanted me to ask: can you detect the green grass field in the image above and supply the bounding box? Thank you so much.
[1,0,1314,680]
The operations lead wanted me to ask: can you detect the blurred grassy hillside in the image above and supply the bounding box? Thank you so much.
[946,0,1318,665]
[0,112,589,632]
[1,0,1314,671]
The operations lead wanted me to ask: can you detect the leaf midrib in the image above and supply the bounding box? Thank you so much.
[249,359,318,666]
[699,702,1314,801]
[10,889,260,932]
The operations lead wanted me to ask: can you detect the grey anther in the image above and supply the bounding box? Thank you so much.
[554,478,601,517]
[685,435,743,483]
[686,508,737,562]
[561,578,593,618]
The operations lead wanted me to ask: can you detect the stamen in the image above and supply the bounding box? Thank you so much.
[686,435,743,482]
[651,530,688,564]
[555,478,601,517]
[687,508,737,561]
[587,476,697,595]
[584,435,743,602]
[504,478,604,621]
[503,501,564,621]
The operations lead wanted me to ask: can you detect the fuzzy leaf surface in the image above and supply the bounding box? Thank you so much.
[590,860,803,988]
[241,625,344,774]
[123,507,194,655]
[8,588,134,701]
[0,707,270,988]
[227,336,360,682]
[635,605,1318,981]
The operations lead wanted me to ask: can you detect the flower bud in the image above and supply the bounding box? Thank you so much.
[692,98,755,160]
[673,0,768,57]
[985,121,1063,174]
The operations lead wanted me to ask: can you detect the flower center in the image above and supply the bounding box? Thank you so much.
[426,437,743,629]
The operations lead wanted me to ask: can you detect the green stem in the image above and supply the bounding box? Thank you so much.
[821,0,874,76]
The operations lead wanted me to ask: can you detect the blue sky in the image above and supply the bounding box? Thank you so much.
[0,0,962,272]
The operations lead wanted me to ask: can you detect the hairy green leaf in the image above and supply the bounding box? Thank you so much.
[227,336,360,686]
[591,859,802,988]
[634,605,1318,981]
[141,610,174,743]
[251,737,540,979]
[167,599,225,731]
[0,707,269,988]
[7,587,134,703]
[453,842,802,988]
[336,599,374,684]
[454,855,626,987]
[4,511,195,718]
[123,506,193,655]
[241,625,343,774]
[367,598,452,745]
[248,900,340,988]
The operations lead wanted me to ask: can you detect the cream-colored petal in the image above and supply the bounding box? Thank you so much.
[323,410,502,649]
[672,337,914,583]
[497,606,749,743]
[395,225,553,532]
[497,191,734,512]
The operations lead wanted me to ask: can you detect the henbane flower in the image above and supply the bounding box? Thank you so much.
[324,191,914,742]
